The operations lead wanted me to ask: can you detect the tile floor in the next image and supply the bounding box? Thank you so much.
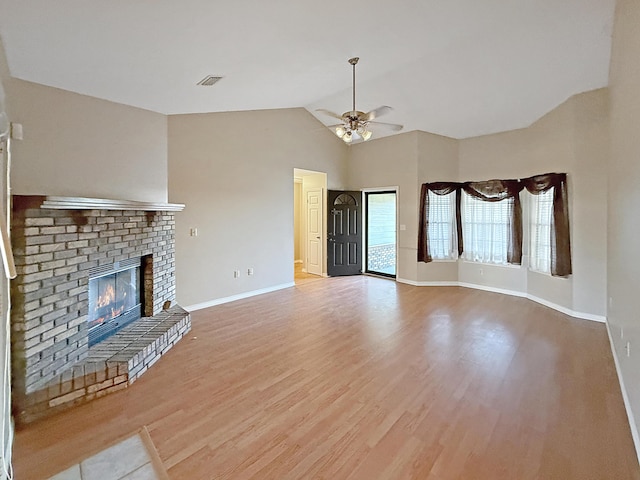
[48,431,166,480]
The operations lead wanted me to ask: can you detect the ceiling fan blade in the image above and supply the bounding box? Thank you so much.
[316,109,345,121]
[359,106,393,122]
[367,121,404,132]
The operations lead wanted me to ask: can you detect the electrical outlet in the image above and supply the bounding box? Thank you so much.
[479,268,483,276]
[10,122,23,140]
[626,341,631,358]
[247,268,254,276]
[233,270,240,278]
[189,227,198,237]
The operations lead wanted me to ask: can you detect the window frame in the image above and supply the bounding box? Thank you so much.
[426,190,458,262]
[460,191,512,266]
[528,187,554,275]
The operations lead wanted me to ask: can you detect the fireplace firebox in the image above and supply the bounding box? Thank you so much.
[87,257,144,346]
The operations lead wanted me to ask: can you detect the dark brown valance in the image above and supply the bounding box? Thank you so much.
[418,172,571,277]
[462,179,522,201]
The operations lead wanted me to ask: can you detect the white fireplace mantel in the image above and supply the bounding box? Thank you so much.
[37,196,185,212]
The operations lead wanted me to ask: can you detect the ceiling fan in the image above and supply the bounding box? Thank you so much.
[317,57,403,144]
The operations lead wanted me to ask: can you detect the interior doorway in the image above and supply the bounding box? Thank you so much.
[364,190,397,278]
[306,188,322,276]
[293,168,327,284]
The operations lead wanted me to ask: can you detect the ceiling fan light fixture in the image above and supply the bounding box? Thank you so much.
[317,57,403,143]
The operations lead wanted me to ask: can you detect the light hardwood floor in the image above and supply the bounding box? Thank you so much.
[15,276,640,479]
[293,262,324,285]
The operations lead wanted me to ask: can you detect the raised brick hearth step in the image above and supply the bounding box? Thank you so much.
[16,306,191,425]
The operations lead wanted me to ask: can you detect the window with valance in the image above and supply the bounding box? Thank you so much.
[417,173,571,277]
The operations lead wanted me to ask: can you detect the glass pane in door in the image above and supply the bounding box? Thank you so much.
[366,192,397,277]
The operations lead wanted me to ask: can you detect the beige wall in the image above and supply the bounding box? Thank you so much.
[572,90,609,317]
[457,89,608,316]
[458,99,574,302]
[2,10,634,456]
[168,108,346,307]
[1,68,609,320]
[6,79,168,202]
[416,131,460,283]
[347,130,459,284]
[347,131,420,282]
[346,97,608,319]
[609,0,640,450]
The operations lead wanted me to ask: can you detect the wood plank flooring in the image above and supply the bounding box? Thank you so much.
[14,276,640,479]
[293,262,323,285]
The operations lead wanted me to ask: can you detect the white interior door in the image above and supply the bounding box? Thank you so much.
[306,188,323,276]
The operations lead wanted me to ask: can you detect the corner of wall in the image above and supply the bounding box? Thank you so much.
[607,0,640,465]
[0,32,14,480]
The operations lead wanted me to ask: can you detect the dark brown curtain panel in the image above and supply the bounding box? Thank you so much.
[418,172,571,276]
[521,173,572,277]
[417,182,460,262]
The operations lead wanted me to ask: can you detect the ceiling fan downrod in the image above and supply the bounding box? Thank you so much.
[349,57,359,113]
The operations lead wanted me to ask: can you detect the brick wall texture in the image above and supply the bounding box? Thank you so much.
[368,243,396,272]
[10,196,177,398]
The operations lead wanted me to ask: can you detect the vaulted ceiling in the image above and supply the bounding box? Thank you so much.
[0,0,615,139]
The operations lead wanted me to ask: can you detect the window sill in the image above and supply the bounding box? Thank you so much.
[459,259,522,269]
[427,259,525,270]
[528,268,553,277]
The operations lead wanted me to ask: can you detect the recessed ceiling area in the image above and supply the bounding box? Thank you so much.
[0,0,615,139]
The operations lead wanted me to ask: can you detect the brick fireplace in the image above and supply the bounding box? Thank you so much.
[10,195,190,424]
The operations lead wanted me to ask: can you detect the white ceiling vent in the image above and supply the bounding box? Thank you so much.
[197,75,223,86]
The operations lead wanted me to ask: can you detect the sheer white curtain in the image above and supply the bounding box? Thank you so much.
[427,191,457,260]
[529,188,554,273]
[461,191,512,264]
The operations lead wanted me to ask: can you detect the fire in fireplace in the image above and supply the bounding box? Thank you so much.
[88,258,143,346]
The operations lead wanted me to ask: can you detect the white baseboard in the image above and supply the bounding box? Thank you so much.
[184,282,295,312]
[606,320,640,465]
[526,293,605,323]
[458,282,527,299]
[396,279,605,323]
[396,278,457,287]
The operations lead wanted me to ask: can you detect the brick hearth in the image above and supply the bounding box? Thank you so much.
[25,306,190,423]
[10,195,188,424]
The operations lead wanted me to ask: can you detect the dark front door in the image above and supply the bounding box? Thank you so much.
[327,190,362,276]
